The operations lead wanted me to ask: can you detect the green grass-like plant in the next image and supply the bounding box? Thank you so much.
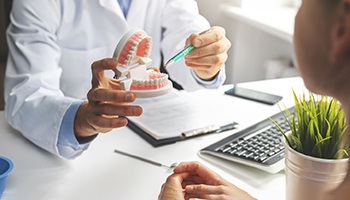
[274,90,348,159]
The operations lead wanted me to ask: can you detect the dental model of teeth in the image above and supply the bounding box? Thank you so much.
[113,29,172,98]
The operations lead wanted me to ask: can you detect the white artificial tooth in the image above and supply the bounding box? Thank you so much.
[155,78,159,85]
[150,79,155,85]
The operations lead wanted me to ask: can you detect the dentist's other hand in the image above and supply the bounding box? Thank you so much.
[185,26,231,81]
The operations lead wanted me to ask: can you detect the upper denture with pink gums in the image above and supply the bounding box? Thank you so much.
[113,29,169,91]
[117,31,151,66]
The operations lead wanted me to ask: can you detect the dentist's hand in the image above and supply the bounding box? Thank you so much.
[74,58,143,138]
[185,26,231,81]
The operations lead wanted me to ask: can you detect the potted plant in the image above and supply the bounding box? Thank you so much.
[274,91,349,200]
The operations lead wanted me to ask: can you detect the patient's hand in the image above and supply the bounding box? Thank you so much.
[160,161,257,200]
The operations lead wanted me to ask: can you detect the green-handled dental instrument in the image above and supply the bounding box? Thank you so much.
[163,44,194,69]
[163,28,211,69]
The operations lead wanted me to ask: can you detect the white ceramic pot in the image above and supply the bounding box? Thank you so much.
[284,139,348,200]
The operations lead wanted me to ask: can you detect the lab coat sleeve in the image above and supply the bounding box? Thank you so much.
[4,0,84,158]
[160,0,226,91]
[191,67,226,89]
[58,101,93,159]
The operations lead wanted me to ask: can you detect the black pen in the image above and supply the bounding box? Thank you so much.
[181,121,237,139]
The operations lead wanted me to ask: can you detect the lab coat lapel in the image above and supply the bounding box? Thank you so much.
[99,0,128,24]
[127,0,150,29]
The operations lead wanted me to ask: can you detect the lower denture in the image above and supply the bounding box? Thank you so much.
[130,72,168,90]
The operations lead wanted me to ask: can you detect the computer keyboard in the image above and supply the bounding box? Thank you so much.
[199,107,294,174]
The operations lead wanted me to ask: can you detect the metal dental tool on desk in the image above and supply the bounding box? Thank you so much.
[114,149,178,169]
[163,28,211,69]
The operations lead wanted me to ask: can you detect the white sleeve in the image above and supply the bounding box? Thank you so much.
[5,0,78,157]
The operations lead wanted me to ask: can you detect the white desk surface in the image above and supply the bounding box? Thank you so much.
[220,4,297,43]
[0,77,306,200]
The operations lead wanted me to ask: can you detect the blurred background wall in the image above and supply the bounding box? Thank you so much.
[197,0,299,84]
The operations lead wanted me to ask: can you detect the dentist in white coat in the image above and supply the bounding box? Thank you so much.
[5,0,231,159]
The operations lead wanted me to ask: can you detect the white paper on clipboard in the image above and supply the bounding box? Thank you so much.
[128,89,237,140]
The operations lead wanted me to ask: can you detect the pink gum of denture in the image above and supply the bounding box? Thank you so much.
[130,82,169,90]
[130,73,169,90]
[115,29,169,90]
[117,31,151,65]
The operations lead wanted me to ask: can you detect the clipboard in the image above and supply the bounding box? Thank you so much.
[127,120,182,147]
[126,89,237,147]
[128,119,237,147]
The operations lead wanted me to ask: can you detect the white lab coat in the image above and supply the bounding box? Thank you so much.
[5,0,225,157]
